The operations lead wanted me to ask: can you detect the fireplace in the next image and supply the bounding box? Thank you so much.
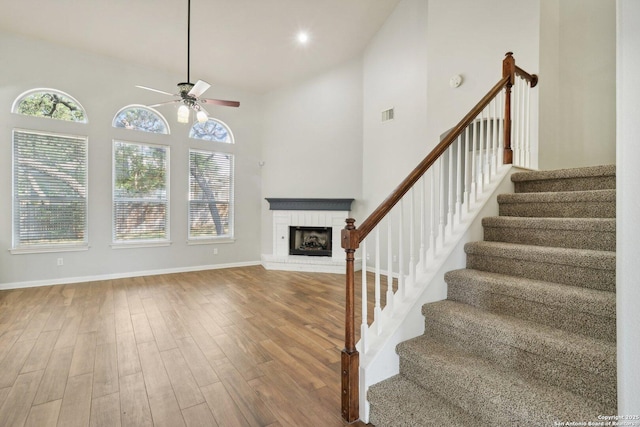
[289,226,332,257]
[261,198,359,273]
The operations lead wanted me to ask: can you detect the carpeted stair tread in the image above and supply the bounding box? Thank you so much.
[368,376,477,427]
[421,300,616,379]
[445,268,615,320]
[464,241,615,291]
[397,335,610,425]
[511,165,616,193]
[497,189,615,218]
[482,216,615,251]
[465,241,615,270]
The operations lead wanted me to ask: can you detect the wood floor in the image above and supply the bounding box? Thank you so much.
[0,266,373,427]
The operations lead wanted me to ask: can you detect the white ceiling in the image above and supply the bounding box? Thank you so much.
[0,0,401,93]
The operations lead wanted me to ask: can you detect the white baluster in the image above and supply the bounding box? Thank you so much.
[447,148,454,234]
[360,240,368,353]
[398,201,405,300]
[480,107,491,185]
[490,98,498,177]
[517,79,524,165]
[464,126,471,210]
[429,167,436,262]
[438,158,446,248]
[471,118,478,203]
[374,228,382,335]
[456,136,462,224]
[498,90,504,165]
[419,177,426,273]
[408,188,416,287]
[478,111,485,194]
[524,79,531,168]
[386,218,394,314]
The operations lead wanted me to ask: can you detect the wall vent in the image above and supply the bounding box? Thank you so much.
[381,108,394,122]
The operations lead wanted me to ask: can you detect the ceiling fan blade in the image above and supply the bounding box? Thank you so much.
[148,100,181,108]
[189,80,211,97]
[200,98,240,108]
[135,85,176,96]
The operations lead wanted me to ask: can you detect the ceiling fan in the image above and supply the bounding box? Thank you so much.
[136,0,240,124]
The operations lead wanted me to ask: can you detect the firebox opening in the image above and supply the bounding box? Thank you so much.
[289,226,332,257]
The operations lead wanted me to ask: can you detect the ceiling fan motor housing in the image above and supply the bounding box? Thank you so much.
[178,82,195,95]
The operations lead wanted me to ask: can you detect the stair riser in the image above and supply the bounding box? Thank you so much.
[465,254,615,292]
[483,227,615,251]
[446,282,615,342]
[514,176,616,193]
[499,201,615,218]
[422,320,616,407]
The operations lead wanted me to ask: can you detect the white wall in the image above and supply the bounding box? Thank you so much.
[616,0,640,415]
[539,0,616,169]
[260,58,363,255]
[425,0,540,150]
[360,0,429,220]
[0,31,264,287]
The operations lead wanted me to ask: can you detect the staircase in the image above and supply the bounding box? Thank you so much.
[368,165,617,426]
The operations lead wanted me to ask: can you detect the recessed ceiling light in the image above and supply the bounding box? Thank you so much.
[297,31,309,44]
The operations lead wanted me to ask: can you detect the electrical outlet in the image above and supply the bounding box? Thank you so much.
[57,258,64,266]
[213,248,219,255]
[393,255,397,263]
[366,253,370,261]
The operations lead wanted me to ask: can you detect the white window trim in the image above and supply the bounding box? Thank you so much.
[12,128,89,252]
[186,237,236,245]
[112,104,170,134]
[12,88,89,123]
[112,139,170,245]
[9,245,89,255]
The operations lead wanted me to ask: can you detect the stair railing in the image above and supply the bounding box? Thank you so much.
[340,52,538,422]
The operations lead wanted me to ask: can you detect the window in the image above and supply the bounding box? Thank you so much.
[189,118,233,143]
[189,150,234,240]
[113,141,169,244]
[12,130,88,250]
[112,105,169,134]
[12,89,87,122]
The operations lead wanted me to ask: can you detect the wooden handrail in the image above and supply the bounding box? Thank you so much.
[340,53,538,423]
[515,66,539,88]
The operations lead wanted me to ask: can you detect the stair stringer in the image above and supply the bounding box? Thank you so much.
[357,165,526,423]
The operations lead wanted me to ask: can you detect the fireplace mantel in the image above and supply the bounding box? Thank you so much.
[265,198,354,211]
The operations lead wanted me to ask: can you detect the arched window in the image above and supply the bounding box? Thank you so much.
[12,88,87,123]
[189,118,233,143]
[112,105,169,134]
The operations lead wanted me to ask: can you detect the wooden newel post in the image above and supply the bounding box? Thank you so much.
[341,218,359,422]
[503,52,515,164]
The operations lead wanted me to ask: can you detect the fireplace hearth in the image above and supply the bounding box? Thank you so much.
[289,226,332,257]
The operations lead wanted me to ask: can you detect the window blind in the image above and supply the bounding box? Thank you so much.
[13,130,88,248]
[113,141,169,242]
[188,149,234,239]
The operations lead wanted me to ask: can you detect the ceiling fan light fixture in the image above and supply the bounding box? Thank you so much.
[177,104,190,123]
[196,109,208,123]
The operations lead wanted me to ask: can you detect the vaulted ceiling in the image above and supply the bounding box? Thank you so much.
[0,0,401,92]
